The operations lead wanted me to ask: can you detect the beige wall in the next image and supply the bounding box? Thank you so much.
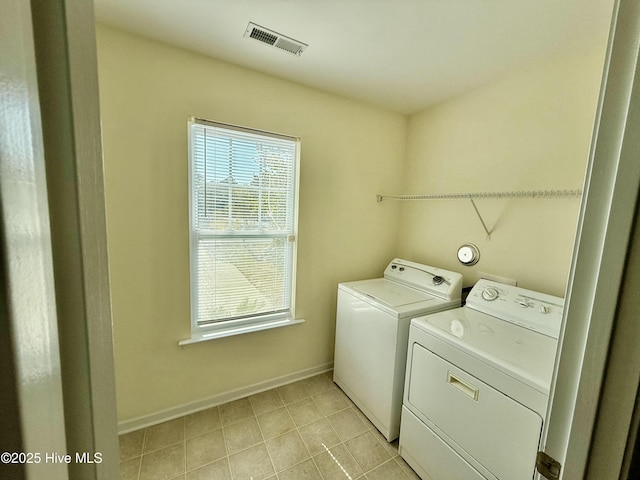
[397,45,607,296]
[96,25,406,422]
[97,23,607,424]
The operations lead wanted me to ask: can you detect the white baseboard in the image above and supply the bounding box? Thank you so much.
[117,362,333,434]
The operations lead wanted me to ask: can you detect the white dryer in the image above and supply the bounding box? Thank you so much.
[400,279,563,480]
[333,258,462,441]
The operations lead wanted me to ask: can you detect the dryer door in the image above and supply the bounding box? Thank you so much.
[406,343,543,480]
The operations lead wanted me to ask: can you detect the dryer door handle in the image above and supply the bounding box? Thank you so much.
[447,372,479,401]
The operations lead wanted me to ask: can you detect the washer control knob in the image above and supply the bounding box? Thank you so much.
[518,299,529,308]
[539,305,549,314]
[433,275,444,285]
[482,288,499,301]
[399,267,405,272]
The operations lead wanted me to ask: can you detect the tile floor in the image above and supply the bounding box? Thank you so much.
[119,371,420,480]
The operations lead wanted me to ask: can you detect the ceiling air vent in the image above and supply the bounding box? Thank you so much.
[244,22,308,56]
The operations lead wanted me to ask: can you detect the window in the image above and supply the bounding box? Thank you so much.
[184,118,302,342]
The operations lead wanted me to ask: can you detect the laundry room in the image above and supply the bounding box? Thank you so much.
[88,0,624,478]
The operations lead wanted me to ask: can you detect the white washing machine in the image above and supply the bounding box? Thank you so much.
[400,279,563,480]
[333,258,463,441]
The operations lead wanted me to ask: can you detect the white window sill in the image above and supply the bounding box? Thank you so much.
[178,317,305,346]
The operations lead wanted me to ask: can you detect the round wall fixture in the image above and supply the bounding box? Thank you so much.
[457,243,480,266]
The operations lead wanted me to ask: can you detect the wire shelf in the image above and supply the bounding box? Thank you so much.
[376,188,583,240]
[376,189,583,202]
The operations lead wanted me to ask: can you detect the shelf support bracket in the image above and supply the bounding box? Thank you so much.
[469,197,492,240]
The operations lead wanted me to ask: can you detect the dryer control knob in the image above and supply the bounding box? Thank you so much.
[539,305,549,314]
[482,288,499,301]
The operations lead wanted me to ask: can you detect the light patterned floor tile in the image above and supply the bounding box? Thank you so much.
[186,458,232,480]
[139,443,185,480]
[249,389,284,415]
[278,458,323,480]
[396,455,422,479]
[345,431,392,473]
[350,404,376,431]
[277,380,310,405]
[224,416,263,454]
[370,428,400,456]
[287,398,324,427]
[327,408,368,441]
[143,418,184,453]
[257,407,296,439]
[298,418,341,456]
[313,388,350,416]
[313,443,363,480]
[303,374,336,397]
[228,443,275,480]
[119,457,141,480]
[366,458,411,480]
[265,430,310,472]
[219,398,254,426]
[184,407,221,439]
[119,429,145,463]
[119,372,416,480]
[185,429,226,471]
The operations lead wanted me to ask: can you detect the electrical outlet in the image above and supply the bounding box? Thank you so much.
[477,271,517,286]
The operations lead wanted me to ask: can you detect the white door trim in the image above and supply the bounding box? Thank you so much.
[30,0,119,478]
[0,1,69,478]
[541,0,640,478]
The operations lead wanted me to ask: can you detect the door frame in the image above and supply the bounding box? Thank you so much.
[0,0,118,478]
[540,0,640,478]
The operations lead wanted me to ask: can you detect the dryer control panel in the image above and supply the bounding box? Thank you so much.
[466,279,564,339]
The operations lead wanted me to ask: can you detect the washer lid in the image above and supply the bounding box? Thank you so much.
[350,278,435,307]
[412,307,558,394]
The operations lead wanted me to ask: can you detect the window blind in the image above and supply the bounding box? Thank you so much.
[189,120,298,327]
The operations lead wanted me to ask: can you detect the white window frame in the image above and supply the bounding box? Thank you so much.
[180,118,303,345]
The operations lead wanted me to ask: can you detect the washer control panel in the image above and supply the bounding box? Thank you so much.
[466,279,564,339]
[384,258,463,301]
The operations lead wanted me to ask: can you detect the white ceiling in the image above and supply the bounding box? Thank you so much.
[93,0,614,114]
